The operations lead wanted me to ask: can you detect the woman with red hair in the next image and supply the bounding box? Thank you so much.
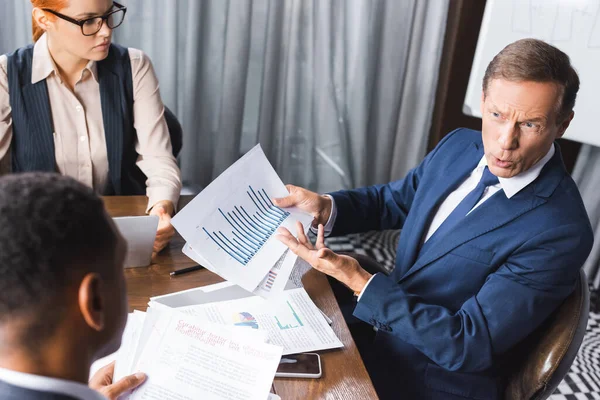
[0,0,181,255]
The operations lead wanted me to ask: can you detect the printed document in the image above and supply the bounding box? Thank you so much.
[129,312,282,400]
[172,145,312,292]
[172,288,343,355]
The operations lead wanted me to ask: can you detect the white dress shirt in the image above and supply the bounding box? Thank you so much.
[0,367,106,400]
[0,33,182,212]
[319,145,556,300]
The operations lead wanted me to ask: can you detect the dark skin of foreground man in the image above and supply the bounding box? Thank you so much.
[0,173,145,399]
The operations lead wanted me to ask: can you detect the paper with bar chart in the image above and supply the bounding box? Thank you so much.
[173,287,343,355]
[172,145,313,292]
[182,243,298,299]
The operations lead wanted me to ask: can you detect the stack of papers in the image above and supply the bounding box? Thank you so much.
[150,282,343,355]
[90,281,342,399]
[91,308,283,400]
[172,145,314,298]
[86,146,345,398]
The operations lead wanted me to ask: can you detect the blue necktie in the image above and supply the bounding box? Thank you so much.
[420,166,499,255]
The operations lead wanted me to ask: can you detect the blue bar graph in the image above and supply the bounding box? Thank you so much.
[202,186,290,265]
[274,301,304,330]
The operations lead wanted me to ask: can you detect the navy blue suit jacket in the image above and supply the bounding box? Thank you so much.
[329,128,593,399]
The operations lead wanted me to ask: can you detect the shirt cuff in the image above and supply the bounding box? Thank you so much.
[310,195,337,237]
[146,187,181,214]
[357,273,377,302]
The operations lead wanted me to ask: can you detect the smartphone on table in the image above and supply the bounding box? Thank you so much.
[275,353,322,378]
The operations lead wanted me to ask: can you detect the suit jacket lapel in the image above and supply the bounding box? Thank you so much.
[399,143,565,282]
[400,189,545,281]
[394,142,483,278]
[21,81,55,170]
[97,48,124,194]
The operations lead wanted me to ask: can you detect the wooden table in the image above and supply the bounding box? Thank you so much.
[104,196,379,400]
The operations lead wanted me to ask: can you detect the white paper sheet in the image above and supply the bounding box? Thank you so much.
[286,257,313,289]
[251,250,298,299]
[131,308,171,375]
[182,244,299,300]
[172,145,312,292]
[132,309,268,375]
[88,312,146,380]
[113,311,146,382]
[129,312,282,400]
[150,281,333,326]
[181,242,221,275]
[149,281,246,308]
[173,288,343,355]
[89,352,117,381]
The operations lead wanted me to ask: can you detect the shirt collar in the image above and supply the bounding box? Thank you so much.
[0,367,106,400]
[476,144,555,199]
[32,33,99,85]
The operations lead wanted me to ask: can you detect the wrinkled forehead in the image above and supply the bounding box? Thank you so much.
[484,79,563,119]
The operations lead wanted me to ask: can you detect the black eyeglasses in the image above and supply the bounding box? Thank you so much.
[43,2,127,36]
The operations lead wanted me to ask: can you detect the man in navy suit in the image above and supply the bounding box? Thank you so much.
[275,39,593,399]
[0,173,145,399]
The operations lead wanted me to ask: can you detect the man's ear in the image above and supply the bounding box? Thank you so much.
[556,111,574,140]
[480,91,485,116]
[79,273,105,332]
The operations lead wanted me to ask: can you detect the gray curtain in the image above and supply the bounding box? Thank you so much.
[572,145,600,288]
[0,1,30,52]
[1,0,449,194]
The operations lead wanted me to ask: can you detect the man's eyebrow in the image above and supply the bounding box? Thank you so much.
[487,104,547,122]
[523,117,547,122]
[487,103,502,112]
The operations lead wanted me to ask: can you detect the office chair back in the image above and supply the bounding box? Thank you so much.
[164,106,182,158]
[503,268,589,400]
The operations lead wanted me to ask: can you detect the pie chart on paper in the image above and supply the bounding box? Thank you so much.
[233,312,259,330]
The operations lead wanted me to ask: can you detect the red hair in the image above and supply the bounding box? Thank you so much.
[31,0,69,42]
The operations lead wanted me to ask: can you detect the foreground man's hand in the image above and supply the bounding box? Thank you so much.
[89,361,146,400]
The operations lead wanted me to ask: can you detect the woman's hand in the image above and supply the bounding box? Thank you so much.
[149,200,175,255]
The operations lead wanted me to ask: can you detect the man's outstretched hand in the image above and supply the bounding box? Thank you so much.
[275,221,372,293]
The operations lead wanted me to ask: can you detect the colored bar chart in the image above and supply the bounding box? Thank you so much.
[202,186,290,266]
[274,301,305,330]
[265,270,277,290]
[172,144,314,293]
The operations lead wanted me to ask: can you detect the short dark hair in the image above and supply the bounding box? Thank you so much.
[483,38,580,122]
[0,173,117,327]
